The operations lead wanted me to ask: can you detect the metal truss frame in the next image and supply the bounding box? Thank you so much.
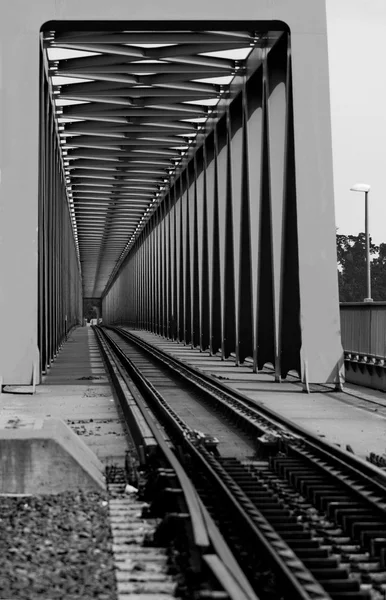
[44,25,282,299]
[39,59,83,374]
[0,5,343,386]
[104,33,303,379]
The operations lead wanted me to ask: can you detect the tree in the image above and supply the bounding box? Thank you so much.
[336,232,386,301]
[370,243,386,299]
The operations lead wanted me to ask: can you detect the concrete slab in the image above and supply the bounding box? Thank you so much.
[0,327,129,468]
[0,416,105,494]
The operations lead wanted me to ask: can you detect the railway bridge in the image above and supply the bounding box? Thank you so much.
[3,4,386,600]
[0,0,343,390]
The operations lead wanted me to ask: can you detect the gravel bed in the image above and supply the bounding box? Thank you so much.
[0,491,117,600]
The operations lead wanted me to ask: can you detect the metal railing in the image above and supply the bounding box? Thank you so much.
[340,302,386,390]
[340,302,386,359]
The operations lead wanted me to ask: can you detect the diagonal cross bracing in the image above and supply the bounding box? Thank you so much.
[45,27,265,297]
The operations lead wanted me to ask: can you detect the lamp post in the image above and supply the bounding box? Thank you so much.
[350,183,372,302]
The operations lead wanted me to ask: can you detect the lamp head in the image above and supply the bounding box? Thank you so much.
[350,183,371,193]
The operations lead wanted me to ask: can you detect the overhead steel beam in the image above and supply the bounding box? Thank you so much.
[53,32,253,44]
[66,148,180,158]
[146,43,243,61]
[63,122,197,133]
[61,105,208,117]
[66,135,191,145]
[68,167,168,176]
[57,63,233,75]
[52,42,146,59]
[59,93,217,106]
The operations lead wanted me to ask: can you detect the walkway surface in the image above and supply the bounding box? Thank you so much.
[125,329,386,461]
[0,327,128,467]
[1,326,385,463]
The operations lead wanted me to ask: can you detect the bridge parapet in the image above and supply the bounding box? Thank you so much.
[340,302,386,390]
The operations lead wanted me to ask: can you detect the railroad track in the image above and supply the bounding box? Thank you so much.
[95,325,386,600]
[94,326,258,600]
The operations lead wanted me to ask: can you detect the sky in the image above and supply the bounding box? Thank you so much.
[326,0,386,244]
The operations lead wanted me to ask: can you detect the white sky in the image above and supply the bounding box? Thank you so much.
[326,0,386,244]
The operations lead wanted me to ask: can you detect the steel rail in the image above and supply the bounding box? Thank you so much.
[114,327,386,491]
[111,327,386,529]
[100,326,386,599]
[94,326,258,600]
[97,326,339,600]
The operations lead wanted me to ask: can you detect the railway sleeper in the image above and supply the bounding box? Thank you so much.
[106,329,386,599]
[322,579,361,592]
[370,537,386,560]
[218,457,386,596]
[327,593,371,600]
[327,502,365,519]
[310,568,350,580]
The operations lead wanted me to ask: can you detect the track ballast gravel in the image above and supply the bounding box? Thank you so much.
[0,491,117,600]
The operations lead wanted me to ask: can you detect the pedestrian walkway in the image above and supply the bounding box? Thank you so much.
[0,327,128,466]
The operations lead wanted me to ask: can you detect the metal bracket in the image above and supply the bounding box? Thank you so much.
[302,359,310,393]
[31,358,39,394]
[334,362,344,392]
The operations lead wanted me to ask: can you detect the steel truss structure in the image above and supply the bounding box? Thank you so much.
[45,27,276,298]
[39,64,83,374]
[0,2,343,386]
[103,32,302,378]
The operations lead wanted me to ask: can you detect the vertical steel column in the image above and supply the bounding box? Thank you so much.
[256,56,275,372]
[200,142,210,351]
[137,245,141,328]
[279,45,301,377]
[145,224,151,330]
[133,249,137,327]
[142,236,146,328]
[152,222,157,333]
[238,83,254,363]
[211,130,222,356]
[184,171,192,345]
[178,179,185,342]
[192,155,200,348]
[58,171,63,343]
[223,109,236,360]
[54,149,59,355]
[167,193,173,338]
[38,63,46,373]
[266,34,288,380]
[162,197,168,337]
[137,238,142,328]
[172,186,178,340]
[48,105,54,368]
[156,207,162,334]
[160,203,166,336]
[38,58,82,376]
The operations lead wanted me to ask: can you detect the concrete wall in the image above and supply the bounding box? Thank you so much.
[0,0,343,385]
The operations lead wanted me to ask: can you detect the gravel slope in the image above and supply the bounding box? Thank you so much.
[0,491,117,600]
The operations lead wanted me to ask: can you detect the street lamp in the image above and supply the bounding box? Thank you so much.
[350,183,372,302]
